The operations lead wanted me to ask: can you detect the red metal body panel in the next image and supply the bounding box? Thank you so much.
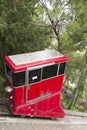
[13,86,26,107]
[28,82,41,101]
[11,93,65,118]
[6,78,26,108]
[4,50,67,118]
[41,75,64,94]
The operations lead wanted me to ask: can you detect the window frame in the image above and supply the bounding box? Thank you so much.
[26,63,59,85]
[28,67,42,85]
[42,63,59,80]
[5,62,26,87]
[58,62,66,76]
[5,63,13,84]
[12,71,26,87]
[5,61,66,87]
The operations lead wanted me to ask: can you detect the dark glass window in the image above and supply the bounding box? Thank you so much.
[12,71,25,87]
[58,62,66,75]
[29,68,41,84]
[6,64,12,78]
[42,64,58,80]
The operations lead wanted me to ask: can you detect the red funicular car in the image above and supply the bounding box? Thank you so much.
[4,49,67,118]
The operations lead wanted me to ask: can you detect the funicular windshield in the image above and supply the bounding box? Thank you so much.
[5,64,25,87]
[12,71,25,87]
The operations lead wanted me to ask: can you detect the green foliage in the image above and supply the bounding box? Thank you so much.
[0,0,52,75]
[0,0,52,96]
[0,76,5,98]
[0,76,4,89]
[66,52,84,82]
[61,0,87,111]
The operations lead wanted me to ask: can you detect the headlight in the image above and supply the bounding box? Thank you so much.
[5,86,13,93]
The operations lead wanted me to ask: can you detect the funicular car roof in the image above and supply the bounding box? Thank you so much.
[4,50,67,72]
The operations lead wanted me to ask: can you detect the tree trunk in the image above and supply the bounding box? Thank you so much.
[68,49,87,109]
[12,0,20,11]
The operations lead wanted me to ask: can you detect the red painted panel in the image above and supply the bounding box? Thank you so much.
[27,82,41,101]
[27,75,64,101]
[35,93,65,118]
[12,93,65,118]
[41,75,64,94]
[13,86,26,108]
[5,78,26,109]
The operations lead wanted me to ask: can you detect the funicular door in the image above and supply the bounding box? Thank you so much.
[26,66,42,102]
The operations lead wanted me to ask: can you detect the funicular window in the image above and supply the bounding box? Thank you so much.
[12,71,25,87]
[42,64,58,80]
[58,62,66,75]
[28,68,41,84]
[6,64,12,78]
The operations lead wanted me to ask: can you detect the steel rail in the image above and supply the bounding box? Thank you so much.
[0,101,87,119]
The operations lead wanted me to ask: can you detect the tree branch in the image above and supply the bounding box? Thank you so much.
[69,49,87,109]
[12,0,20,11]
[29,21,51,27]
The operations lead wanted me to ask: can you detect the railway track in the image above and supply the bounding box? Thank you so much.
[0,101,87,119]
[0,102,87,130]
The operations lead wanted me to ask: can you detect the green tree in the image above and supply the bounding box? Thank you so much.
[61,0,87,110]
[0,0,52,94]
[35,0,72,52]
[35,0,87,111]
[0,0,51,74]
